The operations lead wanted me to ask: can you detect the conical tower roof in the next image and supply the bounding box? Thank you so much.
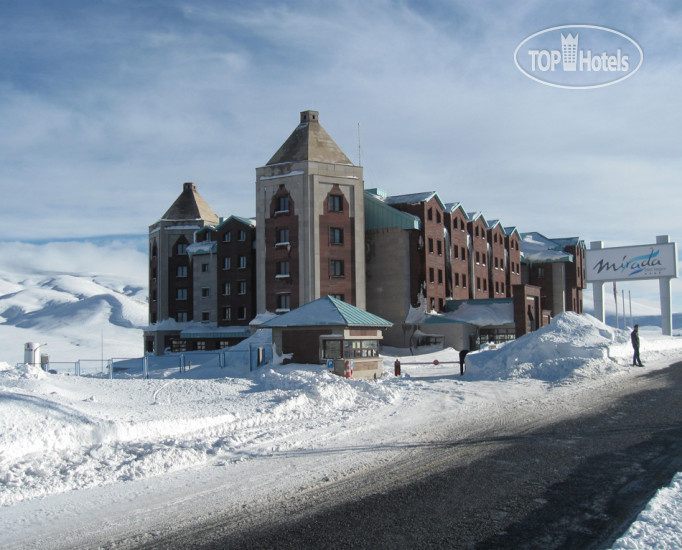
[266,110,352,166]
[161,182,220,224]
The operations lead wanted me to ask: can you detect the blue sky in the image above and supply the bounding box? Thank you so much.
[1,0,681,311]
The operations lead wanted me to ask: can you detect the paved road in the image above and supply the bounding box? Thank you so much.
[143,362,682,549]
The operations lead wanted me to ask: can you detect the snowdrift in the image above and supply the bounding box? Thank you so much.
[466,312,630,382]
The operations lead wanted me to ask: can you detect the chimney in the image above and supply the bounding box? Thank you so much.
[300,110,319,124]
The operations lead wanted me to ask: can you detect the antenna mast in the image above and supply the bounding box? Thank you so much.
[357,122,362,166]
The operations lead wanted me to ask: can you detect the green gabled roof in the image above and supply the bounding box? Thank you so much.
[365,192,421,231]
[261,295,392,328]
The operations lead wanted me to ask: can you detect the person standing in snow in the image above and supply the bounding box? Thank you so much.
[631,324,643,367]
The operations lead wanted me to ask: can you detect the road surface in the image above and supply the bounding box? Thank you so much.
[139,361,682,549]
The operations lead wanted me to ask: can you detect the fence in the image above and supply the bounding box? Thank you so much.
[17,344,275,379]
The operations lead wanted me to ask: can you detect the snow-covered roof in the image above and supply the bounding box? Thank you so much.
[187,241,216,256]
[384,191,447,212]
[407,298,514,328]
[467,211,487,223]
[520,232,575,263]
[261,295,392,328]
[249,311,278,326]
[444,202,467,216]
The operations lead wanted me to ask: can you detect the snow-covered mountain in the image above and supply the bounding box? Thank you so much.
[0,240,148,364]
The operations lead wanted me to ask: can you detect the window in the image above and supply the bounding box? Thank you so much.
[239,255,247,269]
[438,269,443,284]
[223,282,231,296]
[201,311,210,322]
[462,274,467,288]
[455,273,460,287]
[322,339,342,359]
[330,260,344,277]
[329,195,343,212]
[330,294,344,301]
[238,281,246,295]
[238,230,246,241]
[223,232,231,242]
[436,211,441,224]
[495,281,499,294]
[171,339,187,352]
[177,288,187,300]
[222,307,231,321]
[476,277,481,291]
[195,341,206,351]
[276,261,290,277]
[277,195,290,213]
[461,246,466,260]
[428,238,434,253]
[237,306,247,320]
[177,266,188,277]
[429,268,435,283]
[454,246,459,260]
[201,287,210,298]
[427,208,433,221]
[277,294,290,312]
[276,228,289,245]
[176,243,188,255]
[475,251,480,264]
[537,267,545,279]
[330,227,343,245]
[343,339,379,359]
[177,312,188,323]
[437,240,442,255]
[223,257,231,270]
[483,279,487,291]
[201,263,209,273]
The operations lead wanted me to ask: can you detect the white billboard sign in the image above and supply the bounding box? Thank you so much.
[586,242,678,282]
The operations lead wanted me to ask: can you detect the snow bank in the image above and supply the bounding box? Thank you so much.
[466,312,629,382]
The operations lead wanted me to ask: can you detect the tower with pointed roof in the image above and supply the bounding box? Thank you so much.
[146,182,220,352]
[255,110,366,313]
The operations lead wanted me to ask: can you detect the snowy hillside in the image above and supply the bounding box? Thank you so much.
[0,240,147,364]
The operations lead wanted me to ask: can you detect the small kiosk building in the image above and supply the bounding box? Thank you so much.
[261,295,392,379]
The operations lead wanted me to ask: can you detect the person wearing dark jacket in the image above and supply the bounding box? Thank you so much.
[631,324,643,366]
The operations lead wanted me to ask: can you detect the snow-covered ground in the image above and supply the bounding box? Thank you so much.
[1,313,682,548]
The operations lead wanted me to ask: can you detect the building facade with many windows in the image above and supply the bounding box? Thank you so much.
[145,110,584,355]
